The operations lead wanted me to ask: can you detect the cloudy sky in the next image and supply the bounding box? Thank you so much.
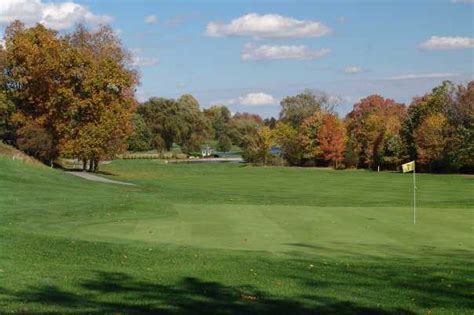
[1,0,473,117]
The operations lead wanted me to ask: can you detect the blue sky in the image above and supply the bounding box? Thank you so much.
[1,0,473,117]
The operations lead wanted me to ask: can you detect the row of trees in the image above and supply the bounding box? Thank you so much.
[128,96,265,155]
[0,22,137,171]
[244,83,473,173]
[128,83,472,173]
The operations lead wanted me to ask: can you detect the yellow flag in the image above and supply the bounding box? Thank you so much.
[402,161,415,173]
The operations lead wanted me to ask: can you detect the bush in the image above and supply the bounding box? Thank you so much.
[173,153,188,160]
[162,152,173,159]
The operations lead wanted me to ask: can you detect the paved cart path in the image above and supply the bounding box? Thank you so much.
[66,171,136,186]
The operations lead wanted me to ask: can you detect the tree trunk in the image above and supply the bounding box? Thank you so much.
[90,159,96,172]
[85,159,93,172]
[93,159,99,172]
[82,159,87,171]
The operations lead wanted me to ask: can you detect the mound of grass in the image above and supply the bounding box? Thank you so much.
[0,159,472,314]
[0,142,43,166]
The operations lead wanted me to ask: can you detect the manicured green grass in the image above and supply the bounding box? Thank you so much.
[0,158,472,314]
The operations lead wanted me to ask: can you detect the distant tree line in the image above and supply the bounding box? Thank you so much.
[127,83,472,173]
[248,84,473,173]
[1,22,472,173]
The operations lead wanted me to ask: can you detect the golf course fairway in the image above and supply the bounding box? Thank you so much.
[0,158,472,314]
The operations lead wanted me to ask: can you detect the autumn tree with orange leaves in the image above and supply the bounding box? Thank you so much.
[3,22,138,171]
[414,113,450,172]
[345,95,406,169]
[318,113,346,168]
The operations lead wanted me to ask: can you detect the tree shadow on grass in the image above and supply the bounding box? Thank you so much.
[283,243,474,312]
[2,272,414,315]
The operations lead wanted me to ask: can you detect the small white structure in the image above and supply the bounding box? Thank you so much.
[201,145,214,157]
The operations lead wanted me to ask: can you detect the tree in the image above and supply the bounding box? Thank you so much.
[229,112,263,147]
[263,117,277,129]
[345,95,406,169]
[401,81,454,161]
[59,25,138,171]
[177,94,211,153]
[0,91,15,142]
[216,134,232,153]
[4,22,138,170]
[400,80,471,172]
[299,111,324,162]
[128,114,153,152]
[241,126,273,165]
[317,114,346,168]
[4,22,73,163]
[279,89,335,127]
[16,123,56,162]
[204,105,232,139]
[272,121,302,166]
[0,47,15,142]
[139,95,210,153]
[138,98,181,151]
[204,105,236,153]
[449,81,474,171]
[415,113,449,171]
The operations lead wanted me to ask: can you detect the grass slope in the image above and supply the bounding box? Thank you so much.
[0,142,43,166]
[0,158,472,314]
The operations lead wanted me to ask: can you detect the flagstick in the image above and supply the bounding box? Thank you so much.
[413,166,416,225]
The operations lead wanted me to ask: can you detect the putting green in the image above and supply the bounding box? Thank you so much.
[77,203,472,256]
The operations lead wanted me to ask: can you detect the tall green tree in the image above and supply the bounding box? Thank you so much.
[139,95,210,153]
[229,112,262,147]
[279,89,334,128]
[177,94,211,153]
[204,105,234,152]
[138,98,182,151]
[204,105,232,138]
[128,114,153,152]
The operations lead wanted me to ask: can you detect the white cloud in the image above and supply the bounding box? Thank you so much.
[0,0,113,30]
[420,36,474,50]
[451,0,474,3]
[242,43,331,61]
[144,15,157,24]
[238,92,276,105]
[206,13,331,38]
[386,73,457,80]
[221,92,277,106]
[344,66,363,74]
[130,48,159,67]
